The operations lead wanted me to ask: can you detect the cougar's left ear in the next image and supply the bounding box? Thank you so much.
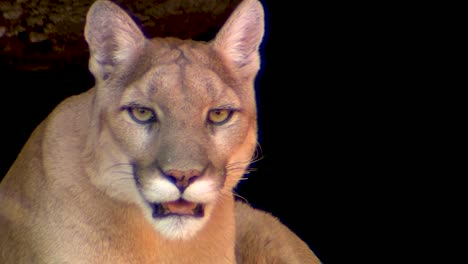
[84,0,146,81]
[211,0,265,79]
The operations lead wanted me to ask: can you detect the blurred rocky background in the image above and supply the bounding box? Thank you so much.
[0,0,242,71]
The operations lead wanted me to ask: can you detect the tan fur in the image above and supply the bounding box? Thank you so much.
[0,0,321,263]
[235,202,321,264]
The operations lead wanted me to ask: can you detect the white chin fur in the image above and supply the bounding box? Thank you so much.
[153,214,209,240]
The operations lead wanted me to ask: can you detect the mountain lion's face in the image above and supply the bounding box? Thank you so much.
[84,0,262,240]
[94,40,257,239]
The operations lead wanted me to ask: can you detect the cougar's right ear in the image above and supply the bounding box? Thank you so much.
[211,0,265,80]
[84,0,146,81]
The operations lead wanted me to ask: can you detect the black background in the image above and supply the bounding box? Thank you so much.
[0,1,388,263]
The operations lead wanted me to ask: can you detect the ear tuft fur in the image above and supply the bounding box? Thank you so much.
[84,0,146,80]
[212,0,265,75]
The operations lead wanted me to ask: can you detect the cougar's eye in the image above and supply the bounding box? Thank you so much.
[207,109,233,125]
[128,107,156,124]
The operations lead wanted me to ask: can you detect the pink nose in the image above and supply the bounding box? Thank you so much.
[164,169,201,191]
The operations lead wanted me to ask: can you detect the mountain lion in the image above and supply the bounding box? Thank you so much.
[0,0,320,263]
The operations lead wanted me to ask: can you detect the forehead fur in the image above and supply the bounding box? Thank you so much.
[148,38,240,87]
[109,37,239,94]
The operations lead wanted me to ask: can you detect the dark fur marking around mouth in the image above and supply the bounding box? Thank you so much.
[131,162,141,187]
[151,203,166,218]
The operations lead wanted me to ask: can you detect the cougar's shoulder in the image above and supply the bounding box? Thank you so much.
[235,201,321,264]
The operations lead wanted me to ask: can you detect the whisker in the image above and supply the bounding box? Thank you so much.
[226,163,256,171]
[116,177,133,181]
[112,171,134,176]
[250,142,264,163]
[232,192,249,204]
[108,163,133,169]
[219,189,250,204]
[226,162,249,170]
[104,163,133,173]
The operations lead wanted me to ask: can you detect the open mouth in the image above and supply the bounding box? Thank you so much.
[150,199,205,218]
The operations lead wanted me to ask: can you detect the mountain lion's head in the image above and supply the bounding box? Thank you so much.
[82,0,264,240]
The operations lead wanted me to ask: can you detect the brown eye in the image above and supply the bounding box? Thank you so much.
[208,109,233,125]
[128,107,156,124]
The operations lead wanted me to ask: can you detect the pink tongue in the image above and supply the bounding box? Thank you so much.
[164,200,197,215]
